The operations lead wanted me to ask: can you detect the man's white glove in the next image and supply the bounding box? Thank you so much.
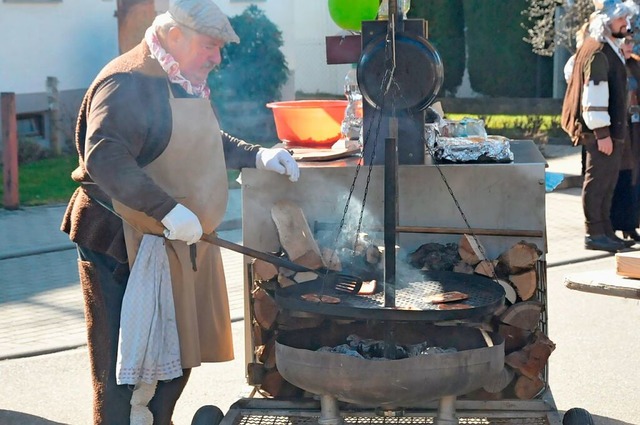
[255,148,299,182]
[160,203,203,245]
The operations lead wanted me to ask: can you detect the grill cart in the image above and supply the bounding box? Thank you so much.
[193,1,592,423]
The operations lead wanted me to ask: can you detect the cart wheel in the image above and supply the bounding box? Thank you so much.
[191,405,224,425]
[562,407,594,425]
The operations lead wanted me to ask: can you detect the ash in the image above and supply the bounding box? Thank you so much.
[317,334,457,360]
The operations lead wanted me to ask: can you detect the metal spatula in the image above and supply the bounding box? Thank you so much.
[200,232,363,294]
[328,273,363,294]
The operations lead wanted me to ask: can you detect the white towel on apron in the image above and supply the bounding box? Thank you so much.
[116,234,182,385]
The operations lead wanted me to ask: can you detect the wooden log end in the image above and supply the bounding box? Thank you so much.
[474,260,498,277]
[321,247,342,271]
[252,288,279,330]
[514,374,545,400]
[253,259,279,282]
[499,241,541,274]
[278,273,297,288]
[498,300,543,331]
[509,269,537,301]
[458,234,487,266]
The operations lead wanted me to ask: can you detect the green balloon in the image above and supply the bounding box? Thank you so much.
[328,0,379,32]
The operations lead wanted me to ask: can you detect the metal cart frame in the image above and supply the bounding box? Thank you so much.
[216,140,569,425]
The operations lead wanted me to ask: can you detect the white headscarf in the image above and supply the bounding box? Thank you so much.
[589,0,639,42]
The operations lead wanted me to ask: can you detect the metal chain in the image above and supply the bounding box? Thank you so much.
[330,26,500,287]
[423,142,499,283]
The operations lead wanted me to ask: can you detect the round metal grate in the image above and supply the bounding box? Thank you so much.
[275,270,505,321]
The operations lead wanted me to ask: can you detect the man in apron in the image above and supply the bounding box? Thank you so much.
[61,0,299,423]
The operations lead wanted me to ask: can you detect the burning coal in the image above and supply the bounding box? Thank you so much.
[317,333,457,360]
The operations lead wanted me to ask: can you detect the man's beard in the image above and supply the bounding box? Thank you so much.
[612,29,630,39]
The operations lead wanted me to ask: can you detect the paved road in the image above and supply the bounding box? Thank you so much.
[2,149,640,424]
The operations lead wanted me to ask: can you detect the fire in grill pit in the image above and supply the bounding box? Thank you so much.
[317,333,457,360]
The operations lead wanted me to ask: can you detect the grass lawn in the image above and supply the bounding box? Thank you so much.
[446,114,563,135]
[0,156,242,207]
[0,156,78,207]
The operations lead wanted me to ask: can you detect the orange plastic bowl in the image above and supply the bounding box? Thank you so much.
[267,100,348,148]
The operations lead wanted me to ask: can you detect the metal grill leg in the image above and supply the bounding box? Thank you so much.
[318,395,343,425]
[434,395,457,425]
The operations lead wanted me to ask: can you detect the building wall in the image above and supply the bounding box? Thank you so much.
[0,0,118,150]
[0,0,348,151]
[0,0,119,97]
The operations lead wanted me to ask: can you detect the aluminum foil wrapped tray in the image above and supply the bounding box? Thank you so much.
[432,135,514,163]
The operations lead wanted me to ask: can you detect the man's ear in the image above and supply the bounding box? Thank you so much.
[166,26,184,49]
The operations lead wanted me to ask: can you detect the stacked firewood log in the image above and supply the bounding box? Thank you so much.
[453,234,553,400]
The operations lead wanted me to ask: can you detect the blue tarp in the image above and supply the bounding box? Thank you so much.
[545,172,564,192]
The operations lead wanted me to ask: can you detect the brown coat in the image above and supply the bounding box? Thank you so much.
[61,41,259,262]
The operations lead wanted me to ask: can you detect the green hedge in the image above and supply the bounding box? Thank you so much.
[463,0,553,97]
[208,5,288,142]
[408,0,465,96]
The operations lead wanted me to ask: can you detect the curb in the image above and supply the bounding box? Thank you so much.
[0,316,247,361]
[0,219,243,261]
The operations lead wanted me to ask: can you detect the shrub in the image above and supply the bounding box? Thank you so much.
[208,5,289,142]
[18,138,52,165]
[463,0,553,97]
[208,5,288,101]
[409,0,465,96]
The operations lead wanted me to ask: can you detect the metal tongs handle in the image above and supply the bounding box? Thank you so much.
[200,232,316,274]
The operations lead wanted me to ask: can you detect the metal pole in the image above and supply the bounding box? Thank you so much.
[46,76,62,156]
[383,118,398,360]
[383,134,397,308]
[2,92,19,210]
[318,395,343,425]
[434,395,457,425]
[553,6,570,99]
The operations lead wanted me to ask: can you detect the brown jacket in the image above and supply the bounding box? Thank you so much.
[61,41,259,262]
[562,37,628,145]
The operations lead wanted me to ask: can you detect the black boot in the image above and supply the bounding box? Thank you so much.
[611,233,635,248]
[584,235,624,252]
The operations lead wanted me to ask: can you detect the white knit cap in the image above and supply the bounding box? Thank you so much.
[168,0,239,44]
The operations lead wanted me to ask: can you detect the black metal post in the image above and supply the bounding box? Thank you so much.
[384,134,397,308]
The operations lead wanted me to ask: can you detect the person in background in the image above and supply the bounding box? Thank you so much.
[562,0,639,253]
[564,22,591,176]
[60,0,299,423]
[564,22,591,84]
[611,35,640,242]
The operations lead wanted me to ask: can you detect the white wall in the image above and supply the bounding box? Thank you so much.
[0,0,346,98]
[0,0,119,95]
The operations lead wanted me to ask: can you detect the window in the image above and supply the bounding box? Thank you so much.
[17,113,45,139]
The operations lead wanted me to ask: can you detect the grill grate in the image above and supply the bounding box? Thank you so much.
[233,414,550,425]
[276,270,505,321]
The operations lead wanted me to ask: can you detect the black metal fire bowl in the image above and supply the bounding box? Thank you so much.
[275,324,505,409]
